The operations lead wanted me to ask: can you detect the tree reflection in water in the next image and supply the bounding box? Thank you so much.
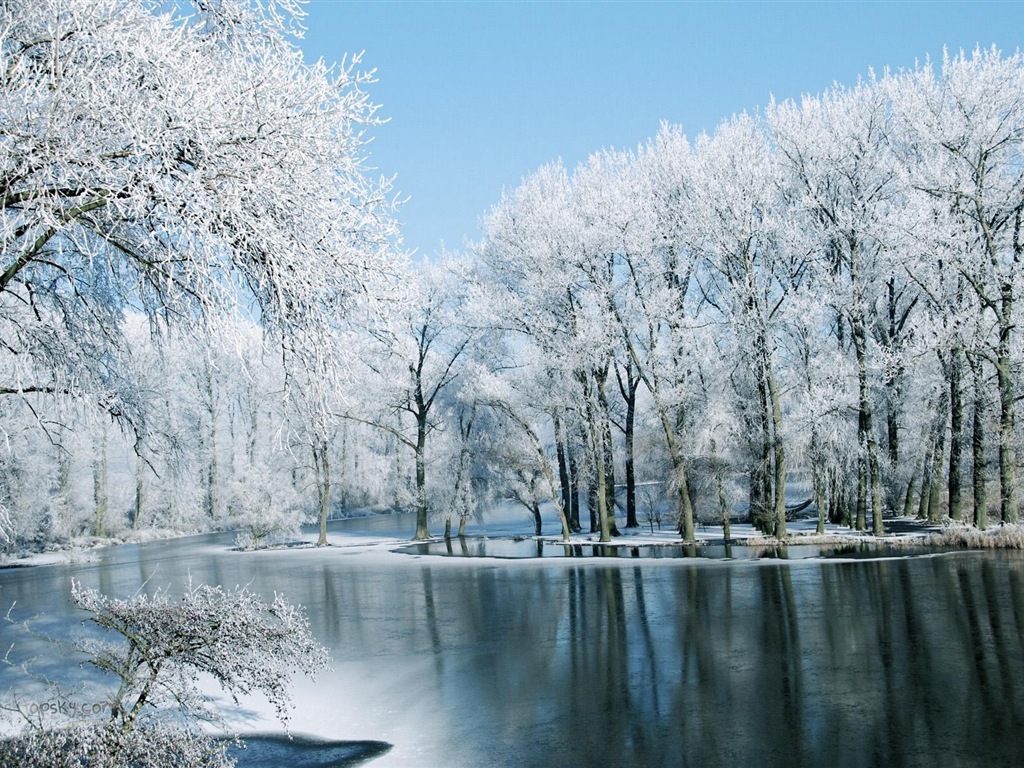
[344,554,1024,767]
[2,540,1023,768]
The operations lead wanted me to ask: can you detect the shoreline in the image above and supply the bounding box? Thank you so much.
[4,515,1023,571]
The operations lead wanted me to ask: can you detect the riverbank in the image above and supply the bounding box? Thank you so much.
[0,528,191,569]
[6,514,1022,570]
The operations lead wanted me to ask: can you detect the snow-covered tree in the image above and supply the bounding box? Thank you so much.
[888,47,1024,524]
[0,0,402,545]
[2,580,328,767]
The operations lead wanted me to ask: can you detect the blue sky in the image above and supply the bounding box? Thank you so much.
[299,1,1024,259]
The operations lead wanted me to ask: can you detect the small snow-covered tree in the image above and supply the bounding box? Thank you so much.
[345,261,473,540]
[1,580,329,767]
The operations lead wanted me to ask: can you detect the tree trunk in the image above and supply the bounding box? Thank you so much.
[887,399,900,467]
[93,424,108,538]
[205,420,218,521]
[660,407,695,543]
[134,451,145,530]
[917,443,933,521]
[947,349,964,521]
[856,450,868,531]
[810,429,827,535]
[997,301,1017,524]
[969,352,988,530]
[204,375,219,521]
[554,415,576,531]
[753,377,772,534]
[764,354,787,538]
[414,410,429,540]
[902,469,918,519]
[623,392,638,529]
[852,314,884,534]
[596,372,619,538]
[928,417,946,524]
[56,441,71,538]
[568,440,581,532]
[593,424,611,544]
[314,438,331,547]
[711,439,732,541]
[616,364,640,528]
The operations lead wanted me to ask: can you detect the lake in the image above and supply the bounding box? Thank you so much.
[1,513,1022,767]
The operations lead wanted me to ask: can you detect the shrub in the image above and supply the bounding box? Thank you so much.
[2,580,329,767]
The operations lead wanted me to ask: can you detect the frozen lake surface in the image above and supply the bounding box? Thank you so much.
[1,510,1023,767]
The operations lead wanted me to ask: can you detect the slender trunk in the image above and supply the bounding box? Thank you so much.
[414,410,429,540]
[554,415,575,530]
[917,442,933,521]
[997,304,1017,524]
[203,373,218,521]
[511,413,570,541]
[834,481,851,527]
[568,441,581,532]
[593,423,611,544]
[969,352,988,530]
[852,315,884,534]
[869,431,884,535]
[587,478,598,533]
[532,441,571,541]
[664,407,695,543]
[596,373,619,538]
[948,349,964,521]
[56,442,71,538]
[711,439,731,541]
[623,392,638,528]
[93,424,108,538]
[616,365,640,529]
[205,419,218,521]
[393,432,402,510]
[928,418,947,524]
[902,469,918,519]
[751,381,772,534]
[810,429,827,535]
[315,438,331,547]
[885,276,904,469]
[856,450,868,531]
[764,353,787,538]
[134,451,145,530]
[887,397,900,467]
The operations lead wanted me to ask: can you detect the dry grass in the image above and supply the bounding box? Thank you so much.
[741,523,1024,550]
[919,524,1024,550]
[740,533,866,548]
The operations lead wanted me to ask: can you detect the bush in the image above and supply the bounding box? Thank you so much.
[3,580,329,767]
[0,721,235,768]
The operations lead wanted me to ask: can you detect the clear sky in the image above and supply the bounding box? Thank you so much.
[298,1,1024,259]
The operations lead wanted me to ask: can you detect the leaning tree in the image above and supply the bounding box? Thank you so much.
[0,0,400,539]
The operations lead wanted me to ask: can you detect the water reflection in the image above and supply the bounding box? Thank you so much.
[399,537,935,561]
[0,523,1022,767]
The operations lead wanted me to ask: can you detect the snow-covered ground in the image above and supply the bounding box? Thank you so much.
[7,513,1018,574]
[0,528,189,569]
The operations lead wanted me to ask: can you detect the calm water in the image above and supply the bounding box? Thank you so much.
[1,514,1023,768]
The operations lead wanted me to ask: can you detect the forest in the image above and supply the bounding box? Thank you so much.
[2,0,1023,555]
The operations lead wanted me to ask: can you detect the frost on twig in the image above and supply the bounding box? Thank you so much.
[70,580,329,731]
[1,580,329,766]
